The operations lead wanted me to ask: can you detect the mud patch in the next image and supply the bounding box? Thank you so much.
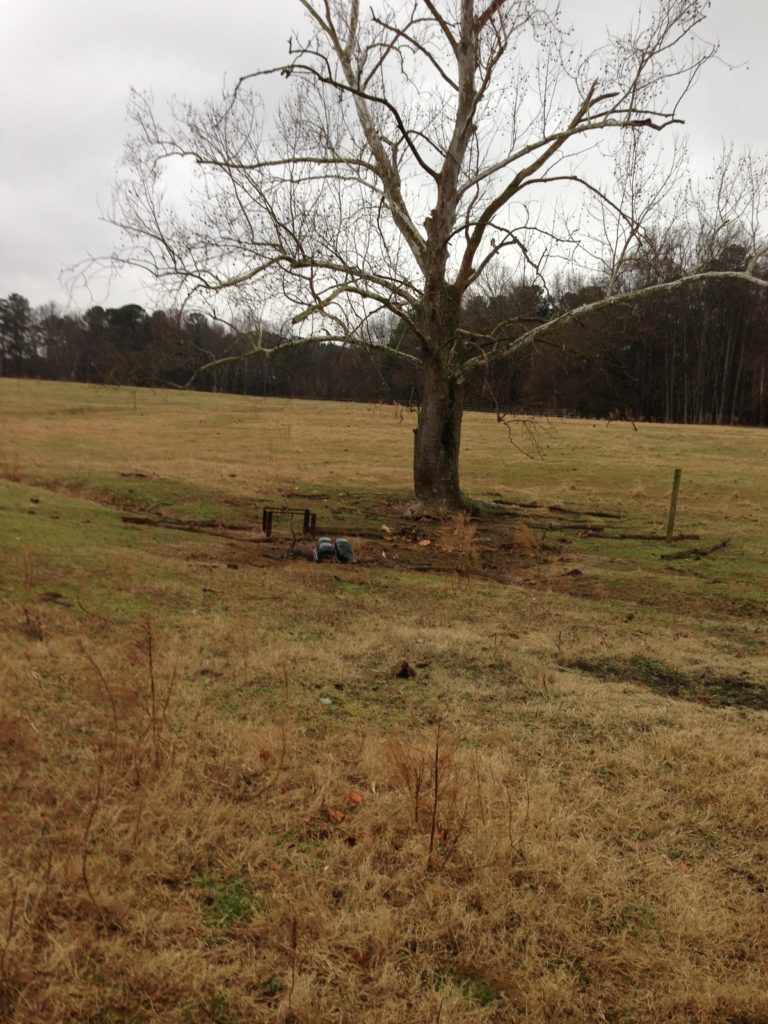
[567,656,768,711]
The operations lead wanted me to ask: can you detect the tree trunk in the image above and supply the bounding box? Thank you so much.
[413,358,465,508]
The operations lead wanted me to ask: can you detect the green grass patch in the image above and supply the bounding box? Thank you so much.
[194,877,264,929]
[432,967,500,1007]
[0,479,216,624]
[41,472,242,524]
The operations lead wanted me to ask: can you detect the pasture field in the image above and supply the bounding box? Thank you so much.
[1,377,767,1024]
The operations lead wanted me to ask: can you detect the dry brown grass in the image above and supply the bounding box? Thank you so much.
[1,379,767,1022]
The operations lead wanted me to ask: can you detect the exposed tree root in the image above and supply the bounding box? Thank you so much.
[660,538,731,560]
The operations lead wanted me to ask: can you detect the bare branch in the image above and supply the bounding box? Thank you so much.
[463,270,768,371]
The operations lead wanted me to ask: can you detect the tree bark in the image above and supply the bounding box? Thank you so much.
[413,357,465,508]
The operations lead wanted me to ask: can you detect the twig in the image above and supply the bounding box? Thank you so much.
[81,760,109,927]
[75,592,115,626]
[507,764,531,857]
[145,619,159,770]
[0,885,18,984]
[428,724,442,869]
[80,645,119,745]
[288,917,298,1013]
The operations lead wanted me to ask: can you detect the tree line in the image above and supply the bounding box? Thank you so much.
[3,241,766,426]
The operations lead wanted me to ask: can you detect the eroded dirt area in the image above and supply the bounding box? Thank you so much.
[121,493,628,581]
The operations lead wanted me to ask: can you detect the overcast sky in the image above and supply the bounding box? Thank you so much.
[2,0,766,312]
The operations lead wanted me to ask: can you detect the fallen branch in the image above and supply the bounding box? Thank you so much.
[121,513,252,530]
[409,564,509,584]
[582,532,701,541]
[493,499,622,520]
[121,514,263,542]
[660,538,731,561]
[546,504,623,519]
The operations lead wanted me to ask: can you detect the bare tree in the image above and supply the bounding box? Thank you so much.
[104,0,767,508]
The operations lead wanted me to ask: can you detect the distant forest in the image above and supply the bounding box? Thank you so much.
[2,261,767,425]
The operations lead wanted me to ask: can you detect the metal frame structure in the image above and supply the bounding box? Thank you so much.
[261,506,317,539]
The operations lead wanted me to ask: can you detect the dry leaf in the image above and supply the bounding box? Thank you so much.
[345,787,364,808]
[258,749,273,763]
[417,538,431,547]
[325,806,346,824]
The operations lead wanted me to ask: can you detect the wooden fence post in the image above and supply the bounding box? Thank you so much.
[666,468,682,543]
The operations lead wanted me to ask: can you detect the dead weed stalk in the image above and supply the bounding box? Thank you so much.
[440,512,477,574]
[80,618,180,775]
[388,726,472,871]
[81,757,109,928]
[19,547,44,641]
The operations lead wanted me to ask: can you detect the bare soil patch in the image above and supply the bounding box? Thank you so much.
[117,493,624,583]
